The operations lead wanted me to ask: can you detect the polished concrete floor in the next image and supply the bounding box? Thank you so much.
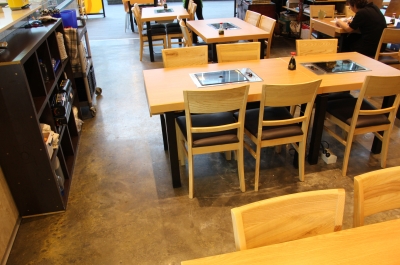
[6,2,400,264]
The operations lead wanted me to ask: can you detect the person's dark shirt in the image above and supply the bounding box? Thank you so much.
[348,2,387,57]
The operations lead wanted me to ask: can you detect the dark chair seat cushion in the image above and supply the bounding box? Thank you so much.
[166,22,179,28]
[142,27,166,36]
[176,112,239,148]
[328,92,355,101]
[237,107,303,140]
[378,55,400,65]
[166,26,182,34]
[326,98,390,128]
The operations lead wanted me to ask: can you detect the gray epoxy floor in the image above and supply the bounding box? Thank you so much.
[6,2,400,264]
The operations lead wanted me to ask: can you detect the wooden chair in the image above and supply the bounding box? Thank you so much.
[166,23,184,48]
[374,28,400,70]
[132,4,167,61]
[257,15,276,59]
[241,79,321,191]
[231,189,346,250]
[179,18,194,47]
[176,85,249,198]
[384,0,400,16]
[309,5,335,39]
[323,75,400,176]
[344,5,355,17]
[296,39,338,55]
[216,42,260,63]
[354,166,400,227]
[244,10,261,27]
[162,46,208,68]
[188,1,197,21]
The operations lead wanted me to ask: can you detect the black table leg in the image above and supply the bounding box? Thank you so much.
[337,33,347,52]
[371,95,395,154]
[308,94,329,164]
[146,21,155,62]
[128,3,135,32]
[165,112,182,188]
[160,114,168,151]
[259,39,266,59]
[211,43,217,62]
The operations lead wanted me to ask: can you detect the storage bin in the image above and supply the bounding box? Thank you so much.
[60,10,77,28]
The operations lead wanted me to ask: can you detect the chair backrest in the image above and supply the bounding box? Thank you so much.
[384,0,400,16]
[296,39,338,55]
[257,15,276,58]
[258,79,321,139]
[244,10,261,26]
[216,42,260,63]
[188,2,197,20]
[374,28,400,60]
[183,85,249,148]
[231,189,346,250]
[309,5,335,18]
[344,5,355,17]
[132,4,143,34]
[354,166,400,227]
[257,15,276,34]
[350,75,400,130]
[179,18,193,46]
[162,46,208,68]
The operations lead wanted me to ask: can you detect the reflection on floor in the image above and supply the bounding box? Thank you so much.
[6,1,400,264]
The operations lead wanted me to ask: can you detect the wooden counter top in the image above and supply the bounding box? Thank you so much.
[0,5,41,33]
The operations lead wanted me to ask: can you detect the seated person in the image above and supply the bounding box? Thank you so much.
[335,0,387,57]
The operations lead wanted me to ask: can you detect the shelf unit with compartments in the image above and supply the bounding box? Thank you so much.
[0,19,81,217]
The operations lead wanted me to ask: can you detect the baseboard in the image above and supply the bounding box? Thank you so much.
[1,216,21,265]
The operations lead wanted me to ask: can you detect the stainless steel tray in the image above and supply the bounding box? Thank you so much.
[301,60,370,75]
[189,68,262,88]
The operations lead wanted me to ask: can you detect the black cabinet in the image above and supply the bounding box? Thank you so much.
[0,20,81,217]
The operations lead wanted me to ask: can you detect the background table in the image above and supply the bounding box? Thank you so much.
[186,17,270,62]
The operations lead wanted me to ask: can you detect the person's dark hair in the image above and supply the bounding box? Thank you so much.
[347,0,368,9]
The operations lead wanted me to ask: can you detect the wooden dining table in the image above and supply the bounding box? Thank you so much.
[181,218,400,264]
[186,17,271,62]
[144,52,400,188]
[310,16,400,52]
[141,6,190,62]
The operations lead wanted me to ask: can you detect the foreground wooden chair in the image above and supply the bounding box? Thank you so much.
[324,75,400,176]
[216,42,260,63]
[257,15,276,59]
[354,166,400,227]
[309,5,335,39]
[231,189,346,250]
[296,39,338,55]
[241,79,321,190]
[162,46,208,68]
[132,4,167,61]
[374,28,400,70]
[176,85,249,198]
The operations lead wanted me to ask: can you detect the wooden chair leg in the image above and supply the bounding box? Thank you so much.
[342,131,355,177]
[188,153,194,198]
[298,141,306,181]
[254,145,262,191]
[225,151,232,160]
[237,148,245,192]
[380,130,391,168]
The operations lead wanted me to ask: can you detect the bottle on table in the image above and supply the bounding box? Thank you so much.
[218,22,224,35]
[391,13,396,24]
[288,52,296,70]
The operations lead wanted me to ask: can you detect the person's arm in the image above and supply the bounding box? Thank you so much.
[336,19,355,32]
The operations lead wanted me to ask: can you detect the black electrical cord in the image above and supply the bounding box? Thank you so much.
[320,141,331,157]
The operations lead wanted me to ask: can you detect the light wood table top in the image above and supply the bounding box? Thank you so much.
[144,52,400,115]
[141,5,189,22]
[0,5,41,33]
[144,58,315,115]
[186,17,270,43]
[182,218,400,265]
[280,52,400,94]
